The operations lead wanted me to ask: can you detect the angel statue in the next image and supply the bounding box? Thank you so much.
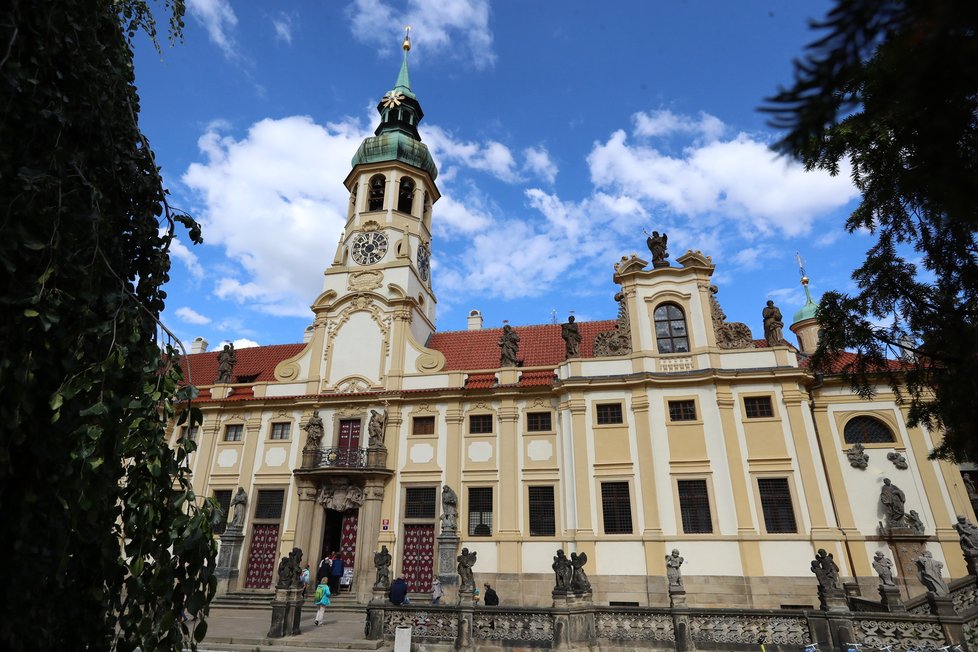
[570,551,591,593]
[457,547,477,591]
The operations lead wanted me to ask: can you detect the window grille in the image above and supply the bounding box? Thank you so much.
[405,487,437,519]
[601,482,633,534]
[758,478,797,533]
[526,412,552,432]
[654,303,690,353]
[744,396,775,418]
[214,489,232,535]
[528,486,556,536]
[254,489,285,520]
[469,414,493,434]
[181,425,198,441]
[596,403,623,425]
[224,424,243,442]
[468,487,493,536]
[270,423,290,440]
[843,416,896,444]
[678,479,713,533]
[668,400,697,421]
[412,416,435,435]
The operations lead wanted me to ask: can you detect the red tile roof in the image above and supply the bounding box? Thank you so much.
[804,350,908,374]
[427,320,617,371]
[180,343,306,387]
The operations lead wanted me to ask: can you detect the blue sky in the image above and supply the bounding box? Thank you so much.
[134,0,867,351]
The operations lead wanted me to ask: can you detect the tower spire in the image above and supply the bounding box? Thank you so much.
[394,26,413,98]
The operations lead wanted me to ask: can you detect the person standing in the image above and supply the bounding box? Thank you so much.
[329,552,345,595]
[483,583,499,606]
[389,577,409,605]
[316,555,331,586]
[300,564,311,599]
[431,577,443,605]
[313,577,331,626]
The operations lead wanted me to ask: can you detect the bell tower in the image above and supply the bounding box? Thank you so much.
[308,28,442,392]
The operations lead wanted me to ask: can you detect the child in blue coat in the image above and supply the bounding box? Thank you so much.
[314,579,331,626]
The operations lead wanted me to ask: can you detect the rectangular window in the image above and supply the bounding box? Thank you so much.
[214,489,232,535]
[601,482,633,534]
[413,416,435,435]
[758,478,797,533]
[744,396,774,419]
[181,425,199,441]
[270,422,291,440]
[596,403,623,425]
[526,412,552,432]
[677,479,713,534]
[254,489,285,520]
[468,487,493,536]
[528,486,556,536]
[223,424,243,442]
[469,414,493,434]
[405,487,437,519]
[668,400,697,421]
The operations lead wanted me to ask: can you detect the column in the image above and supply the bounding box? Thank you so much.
[356,479,387,602]
[292,480,318,568]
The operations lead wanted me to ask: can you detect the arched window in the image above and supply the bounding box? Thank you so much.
[368,174,385,211]
[844,416,896,444]
[347,182,358,219]
[654,303,689,354]
[397,177,415,213]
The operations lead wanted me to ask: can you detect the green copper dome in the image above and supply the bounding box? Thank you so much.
[792,284,818,323]
[351,131,438,180]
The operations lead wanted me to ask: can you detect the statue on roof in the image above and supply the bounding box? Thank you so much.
[645,230,669,268]
[215,342,237,384]
[561,316,582,358]
[499,324,520,367]
[762,300,788,346]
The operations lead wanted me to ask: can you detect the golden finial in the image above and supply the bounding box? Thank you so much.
[402,26,412,51]
[795,252,809,285]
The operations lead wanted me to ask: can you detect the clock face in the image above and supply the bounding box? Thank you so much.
[350,231,388,265]
[417,243,430,282]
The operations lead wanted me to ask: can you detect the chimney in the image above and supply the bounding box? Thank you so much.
[467,309,483,331]
[303,325,315,343]
[190,337,208,354]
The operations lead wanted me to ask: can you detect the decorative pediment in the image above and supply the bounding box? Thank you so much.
[613,254,649,276]
[348,270,384,292]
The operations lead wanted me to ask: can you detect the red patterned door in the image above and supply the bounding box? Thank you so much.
[339,509,358,568]
[401,524,434,592]
[244,524,279,588]
[338,419,361,450]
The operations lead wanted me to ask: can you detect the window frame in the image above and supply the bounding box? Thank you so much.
[367,174,386,211]
[653,302,691,354]
[412,415,435,435]
[527,485,557,537]
[667,399,698,422]
[223,423,244,442]
[743,396,775,419]
[676,478,714,534]
[269,422,291,441]
[756,477,798,534]
[526,411,553,432]
[467,486,493,537]
[253,488,286,521]
[595,403,624,425]
[843,415,897,445]
[600,481,633,535]
[404,486,438,520]
[469,413,493,434]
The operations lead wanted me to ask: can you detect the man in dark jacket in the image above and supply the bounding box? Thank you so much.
[329,552,345,595]
[483,583,499,606]
[389,577,410,605]
[316,555,331,585]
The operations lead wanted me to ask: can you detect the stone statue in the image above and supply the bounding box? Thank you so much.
[498,324,520,367]
[762,300,787,346]
[954,515,978,555]
[907,510,925,535]
[317,482,366,512]
[887,451,908,470]
[276,547,303,589]
[811,548,841,591]
[570,552,591,593]
[709,285,754,350]
[872,551,896,586]
[915,550,949,596]
[441,485,459,534]
[216,343,237,384]
[880,478,907,527]
[303,410,324,448]
[847,443,869,470]
[646,230,669,268]
[229,486,247,529]
[593,291,632,356]
[665,549,684,591]
[457,547,477,591]
[373,545,391,589]
[552,549,573,593]
[367,409,387,448]
[561,316,582,358]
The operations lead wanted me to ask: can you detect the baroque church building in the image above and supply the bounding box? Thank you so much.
[175,38,977,610]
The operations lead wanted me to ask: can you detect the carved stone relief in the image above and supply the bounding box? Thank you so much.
[709,284,754,350]
[593,291,632,356]
[847,443,870,469]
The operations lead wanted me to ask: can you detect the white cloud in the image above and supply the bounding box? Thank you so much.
[168,235,204,278]
[187,0,239,58]
[272,13,294,44]
[523,146,557,184]
[183,116,371,317]
[349,0,495,69]
[633,109,725,142]
[588,117,859,237]
[175,306,212,325]
[423,126,519,182]
[215,338,260,350]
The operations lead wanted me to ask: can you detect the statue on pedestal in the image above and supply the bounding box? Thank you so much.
[457,547,477,591]
[880,478,907,529]
[915,550,949,596]
[954,515,978,555]
[229,487,247,530]
[872,551,896,586]
[570,552,591,593]
[645,230,669,268]
[561,316,582,358]
[303,410,324,449]
[499,325,520,367]
[373,545,391,589]
[367,409,387,448]
[440,485,458,534]
[552,549,573,593]
[666,549,685,591]
[216,343,237,384]
[762,300,787,346]
[811,548,841,592]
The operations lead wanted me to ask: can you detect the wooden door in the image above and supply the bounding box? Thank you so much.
[401,523,434,592]
[244,524,279,588]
